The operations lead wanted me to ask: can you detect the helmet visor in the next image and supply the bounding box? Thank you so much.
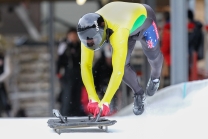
[78,29,105,51]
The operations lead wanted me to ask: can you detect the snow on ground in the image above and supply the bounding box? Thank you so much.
[0,79,208,139]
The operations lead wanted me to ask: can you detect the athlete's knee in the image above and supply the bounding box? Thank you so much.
[148,51,164,67]
[143,45,161,60]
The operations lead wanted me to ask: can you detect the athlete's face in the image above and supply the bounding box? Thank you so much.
[86,38,95,47]
[86,36,101,48]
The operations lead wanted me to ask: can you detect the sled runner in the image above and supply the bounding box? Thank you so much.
[47,109,117,134]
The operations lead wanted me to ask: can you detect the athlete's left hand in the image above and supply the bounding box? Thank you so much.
[94,103,110,117]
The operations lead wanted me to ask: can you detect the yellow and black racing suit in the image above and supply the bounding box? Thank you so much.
[81,2,164,106]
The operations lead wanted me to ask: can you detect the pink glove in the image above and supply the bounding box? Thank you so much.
[87,100,98,115]
[94,103,110,117]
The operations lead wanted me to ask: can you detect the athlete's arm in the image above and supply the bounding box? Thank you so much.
[81,44,100,102]
[100,28,129,105]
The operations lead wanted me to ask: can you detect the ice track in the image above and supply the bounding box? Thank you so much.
[1,79,208,139]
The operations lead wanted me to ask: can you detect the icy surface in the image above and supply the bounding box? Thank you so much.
[0,80,208,139]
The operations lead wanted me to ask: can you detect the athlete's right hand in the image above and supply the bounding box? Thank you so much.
[87,99,99,115]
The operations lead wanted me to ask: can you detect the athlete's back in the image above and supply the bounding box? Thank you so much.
[96,2,147,30]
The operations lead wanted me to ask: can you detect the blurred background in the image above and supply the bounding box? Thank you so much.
[0,0,207,117]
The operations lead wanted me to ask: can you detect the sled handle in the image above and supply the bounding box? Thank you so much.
[53,109,67,123]
[94,108,102,122]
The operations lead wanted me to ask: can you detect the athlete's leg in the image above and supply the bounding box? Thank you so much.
[140,38,163,80]
[122,36,144,95]
[140,4,164,96]
[140,34,163,96]
[122,36,145,115]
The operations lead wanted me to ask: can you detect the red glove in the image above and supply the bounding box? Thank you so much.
[87,100,98,115]
[94,103,110,117]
